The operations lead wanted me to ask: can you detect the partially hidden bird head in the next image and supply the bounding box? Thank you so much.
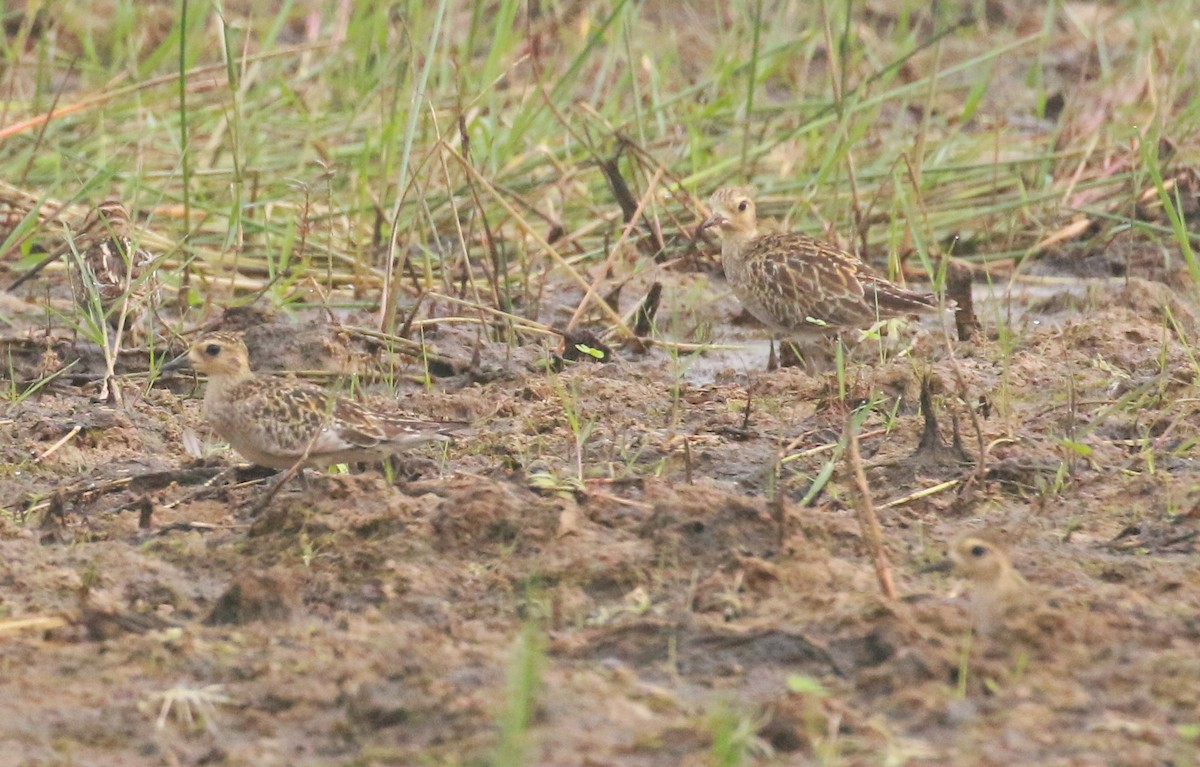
[183,331,254,381]
[79,200,134,239]
[950,536,1014,585]
[699,186,758,241]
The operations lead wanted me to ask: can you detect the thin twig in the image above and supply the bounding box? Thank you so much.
[33,424,81,464]
[0,616,69,635]
[877,478,962,510]
[845,419,896,600]
[441,144,638,341]
[567,166,664,330]
[780,427,888,463]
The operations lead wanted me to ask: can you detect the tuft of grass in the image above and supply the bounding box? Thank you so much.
[708,702,749,767]
[144,683,235,735]
[956,629,973,698]
[492,622,546,767]
[707,701,771,767]
[2,2,1158,330]
[550,374,598,483]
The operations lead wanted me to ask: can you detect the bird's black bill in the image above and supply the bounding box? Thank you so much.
[161,353,192,372]
[697,214,724,233]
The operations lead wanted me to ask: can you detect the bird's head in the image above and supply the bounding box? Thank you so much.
[79,200,133,238]
[950,536,1012,584]
[699,186,758,240]
[166,331,253,381]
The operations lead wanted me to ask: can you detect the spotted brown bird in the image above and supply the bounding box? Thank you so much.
[69,200,156,331]
[699,187,944,352]
[175,331,463,471]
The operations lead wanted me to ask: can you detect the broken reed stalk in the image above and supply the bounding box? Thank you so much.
[567,165,664,330]
[845,420,896,600]
[442,144,638,341]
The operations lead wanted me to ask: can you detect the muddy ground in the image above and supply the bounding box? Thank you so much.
[1,241,1199,766]
[1,0,1198,762]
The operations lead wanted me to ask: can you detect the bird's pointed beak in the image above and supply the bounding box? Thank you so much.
[161,352,192,372]
[698,213,726,234]
[918,558,953,575]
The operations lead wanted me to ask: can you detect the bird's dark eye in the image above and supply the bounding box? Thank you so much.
[970,544,987,558]
[737,200,749,212]
[204,344,221,357]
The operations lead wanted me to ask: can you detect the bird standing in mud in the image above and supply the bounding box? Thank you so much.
[171,332,464,507]
[699,187,945,365]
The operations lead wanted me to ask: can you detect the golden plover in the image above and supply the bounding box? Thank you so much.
[699,187,943,355]
[947,536,1032,635]
[173,331,463,472]
[69,200,157,331]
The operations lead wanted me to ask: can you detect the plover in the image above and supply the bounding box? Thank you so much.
[699,187,944,360]
[948,536,1032,635]
[172,331,463,472]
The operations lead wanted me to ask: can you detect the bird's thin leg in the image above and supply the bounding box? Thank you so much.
[248,428,323,514]
[778,341,807,369]
[741,380,754,431]
[828,336,842,402]
[768,339,778,372]
[248,464,302,515]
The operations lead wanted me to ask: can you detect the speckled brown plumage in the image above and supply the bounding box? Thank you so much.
[701,187,941,339]
[182,331,463,471]
[69,200,156,329]
[0,192,41,246]
[0,181,55,243]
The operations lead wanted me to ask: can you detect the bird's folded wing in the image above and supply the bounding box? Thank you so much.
[234,386,389,457]
[743,234,871,327]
